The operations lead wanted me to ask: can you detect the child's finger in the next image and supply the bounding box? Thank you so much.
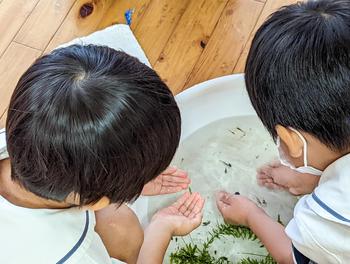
[161,166,178,175]
[163,169,189,179]
[184,193,201,216]
[216,198,228,215]
[179,193,197,214]
[189,196,205,218]
[161,181,185,187]
[172,192,191,209]
[160,186,183,194]
[216,191,233,205]
[162,175,191,184]
[268,160,281,168]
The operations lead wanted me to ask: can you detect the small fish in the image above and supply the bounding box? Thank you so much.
[202,221,211,226]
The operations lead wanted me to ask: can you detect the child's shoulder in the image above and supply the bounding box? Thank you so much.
[0,203,111,263]
[0,129,8,160]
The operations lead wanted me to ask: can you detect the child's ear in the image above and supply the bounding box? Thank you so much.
[89,196,110,211]
[276,125,303,158]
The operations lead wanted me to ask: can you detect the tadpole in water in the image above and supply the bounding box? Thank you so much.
[202,221,211,226]
[236,127,246,137]
[228,129,236,135]
[220,160,232,167]
[255,196,266,207]
[224,168,227,174]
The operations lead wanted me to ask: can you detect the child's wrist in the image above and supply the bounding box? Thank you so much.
[246,206,266,228]
[148,217,175,236]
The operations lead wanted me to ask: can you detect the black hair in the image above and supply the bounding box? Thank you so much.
[6,44,181,206]
[245,0,350,151]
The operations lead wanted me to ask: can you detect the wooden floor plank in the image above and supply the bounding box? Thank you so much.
[185,0,264,88]
[0,42,42,127]
[133,0,190,66]
[153,0,229,94]
[233,0,298,73]
[44,0,114,53]
[0,0,40,57]
[98,0,151,31]
[14,0,77,51]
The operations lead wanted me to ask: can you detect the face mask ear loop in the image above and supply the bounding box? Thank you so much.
[289,128,308,167]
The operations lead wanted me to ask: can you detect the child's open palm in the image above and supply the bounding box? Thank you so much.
[152,192,205,236]
[142,166,191,196]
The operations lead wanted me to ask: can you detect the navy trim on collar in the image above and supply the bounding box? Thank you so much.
[312,192,350,223]
[56,211,90,264]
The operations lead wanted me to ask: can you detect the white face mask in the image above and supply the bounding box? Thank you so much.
[277,128,323,176]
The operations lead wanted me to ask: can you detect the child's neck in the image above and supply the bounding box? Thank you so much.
[0,159,72,209]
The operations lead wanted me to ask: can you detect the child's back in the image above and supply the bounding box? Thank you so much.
[216,1,350,263]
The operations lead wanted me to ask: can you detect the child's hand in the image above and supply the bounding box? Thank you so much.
[142,166,191,196]
[216,191,261,227]
[257,160,319,195]
[151,192,205,236]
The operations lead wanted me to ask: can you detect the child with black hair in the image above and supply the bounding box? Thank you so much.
[0,45,204,264]
[216,0,350,263]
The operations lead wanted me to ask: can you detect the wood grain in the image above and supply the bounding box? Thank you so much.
[0,42,42,126]
[15,0,77,51]
[0,0,39,57]
[153,0,229,94]
[133,0,190,66]
[44,0,114,53]
[98,0,151,31]
[233,0,298,73]
[185,0,264,88]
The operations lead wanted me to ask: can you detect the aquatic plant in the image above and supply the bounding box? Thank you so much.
[169,223,276,264]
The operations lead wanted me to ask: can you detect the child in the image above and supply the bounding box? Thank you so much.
[216,0,350,263]
[0,44,204,264]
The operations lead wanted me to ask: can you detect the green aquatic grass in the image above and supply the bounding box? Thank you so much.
[169,223,276,264]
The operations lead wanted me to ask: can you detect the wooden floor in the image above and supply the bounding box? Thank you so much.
[0,0,298,128]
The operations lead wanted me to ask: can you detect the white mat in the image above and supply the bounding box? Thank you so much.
[57,24,151,67]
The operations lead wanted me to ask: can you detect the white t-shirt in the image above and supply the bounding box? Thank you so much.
[286,154,350,263]
[0,129,120,264]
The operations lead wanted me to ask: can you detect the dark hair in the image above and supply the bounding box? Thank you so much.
[6,44,181,206]
[245,0,350,151]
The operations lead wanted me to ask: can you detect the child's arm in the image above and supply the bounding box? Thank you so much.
[216,191,294,264]
[137,192,205,264]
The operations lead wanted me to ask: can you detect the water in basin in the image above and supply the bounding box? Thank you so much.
[147,115,297,263]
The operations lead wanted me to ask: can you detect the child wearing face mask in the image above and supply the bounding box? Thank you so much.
[215,1,350,263]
